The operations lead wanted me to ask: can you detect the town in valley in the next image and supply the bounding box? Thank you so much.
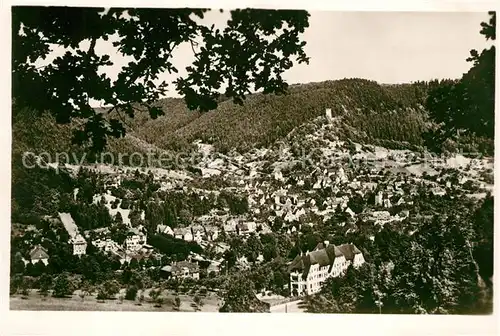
[10,8,495,314]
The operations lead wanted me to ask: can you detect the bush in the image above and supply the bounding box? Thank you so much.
[137,292,145,306]
[173,296,181,311]
[125,286,138,301]
[154,296,164,308]
[193,295,204,311]
[96,289,107,300]
[38,274,52,294]
[148,288,165,307]
[20,285,30,298]
[120,199,131,209]
[97,280,120,300]
[52,274,73,298]
[10,275,23,295]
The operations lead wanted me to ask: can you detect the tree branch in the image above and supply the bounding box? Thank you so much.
[190,39,201,61]
[107,104,132,129]
[88,37,97,56]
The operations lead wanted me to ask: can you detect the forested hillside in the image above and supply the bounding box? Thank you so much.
[143,79,431,153]
[12,78,493,161]
[12,79,425,155]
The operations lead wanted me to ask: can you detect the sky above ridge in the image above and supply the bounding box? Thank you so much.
[283,11,490,84]
[34,10,491,103]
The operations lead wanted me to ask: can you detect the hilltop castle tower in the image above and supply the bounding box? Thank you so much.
[325,108,332,121]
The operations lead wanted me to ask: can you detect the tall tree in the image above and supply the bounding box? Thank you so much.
[219,275,270,312]
[425,12,495,150]
[472,196,494,285]
[12,7,310,151]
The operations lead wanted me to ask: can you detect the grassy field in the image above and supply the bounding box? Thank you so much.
[10,289,221,312]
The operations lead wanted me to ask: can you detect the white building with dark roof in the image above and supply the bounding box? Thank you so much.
[70,234,87,256]
[125,228,147,252]
[173,228,193,241]
[157,224,174,236]
[59,212,87,256]
[93,238,119,253]
[191,226,205,243]
[288,241,365,296]
[162,261,200,280]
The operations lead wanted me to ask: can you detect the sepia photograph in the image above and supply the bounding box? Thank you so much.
[7,3,495,321]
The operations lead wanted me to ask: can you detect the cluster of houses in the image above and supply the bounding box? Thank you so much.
[157,218,261,243]
[157,224,220,242]
[361,209,409,227]
[27,212,154,266]
[311,167,349,189]
[88,226,151,263]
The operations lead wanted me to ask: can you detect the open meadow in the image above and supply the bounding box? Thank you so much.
[10,289,221,312]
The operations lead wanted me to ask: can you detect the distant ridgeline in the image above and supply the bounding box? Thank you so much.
[12,78,492,163]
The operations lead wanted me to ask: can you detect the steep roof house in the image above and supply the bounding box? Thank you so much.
[162,261,200,280]
[204,225,219,241]
[223,222,237,235]
[236,221,256,235]
[30,245,50,265]
[191,225,205,243]
[59,212,88,256]
[157,224,174,236]
[173,228,193,241]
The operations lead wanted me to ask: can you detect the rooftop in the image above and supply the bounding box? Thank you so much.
[58,212,79,238]
[30,245,49,260]
[170,261,200,273]
[288,242,363,278]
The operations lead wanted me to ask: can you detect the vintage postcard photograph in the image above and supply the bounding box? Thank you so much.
[3,1,498,335]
